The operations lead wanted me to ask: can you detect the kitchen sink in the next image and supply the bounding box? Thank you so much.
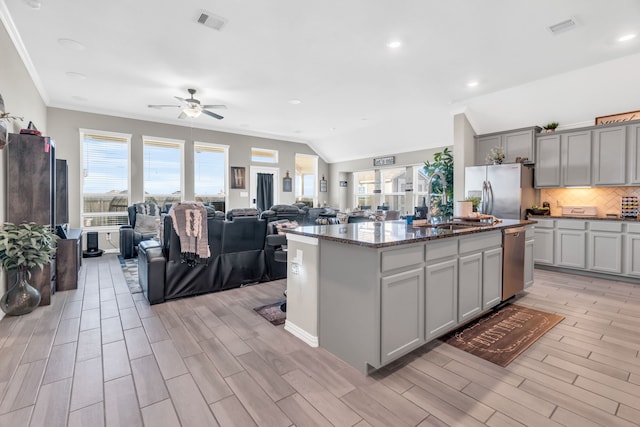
[427,222,480,231]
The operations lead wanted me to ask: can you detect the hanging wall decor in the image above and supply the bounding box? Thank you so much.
[320,175,327,192]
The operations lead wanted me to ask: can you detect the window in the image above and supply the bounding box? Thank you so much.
[295,153,318,207]
[354,170,376,209]
[194,142,228,212]
[414,167,430,209]
[251,147,278,163]
[381,168,406,212]
[81,129,131,228]
[143,136,184,208]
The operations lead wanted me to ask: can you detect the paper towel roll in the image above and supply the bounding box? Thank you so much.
[454,201,473,217]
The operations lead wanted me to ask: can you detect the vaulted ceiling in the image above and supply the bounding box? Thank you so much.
[2,0,640,162]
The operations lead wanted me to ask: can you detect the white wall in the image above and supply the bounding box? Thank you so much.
[452,113,477,202]
[0,20,47,301]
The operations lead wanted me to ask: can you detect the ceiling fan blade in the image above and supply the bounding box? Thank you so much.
[174,96,188,103]
[148,104,180,109]
[178,111,187,119]
[201,109,224,120]
[202,104,227,110]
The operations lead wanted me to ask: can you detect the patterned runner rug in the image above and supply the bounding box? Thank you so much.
[442,304,564,367]
[118,255,142,294]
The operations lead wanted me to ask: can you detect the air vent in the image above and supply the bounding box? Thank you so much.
[548,17,577,34]
[196,10,228,31]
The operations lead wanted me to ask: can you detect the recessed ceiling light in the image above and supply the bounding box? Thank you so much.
[288,99,302,105]
[22,0,41,9]
[386,40,402,49]
[58,38,86,50]
[66,72,87,80]
[467,81,479,88]
[618,33,637,42]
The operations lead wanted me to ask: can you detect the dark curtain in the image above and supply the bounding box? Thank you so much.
[256,173,273,212]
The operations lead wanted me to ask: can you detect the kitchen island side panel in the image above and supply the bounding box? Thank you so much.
[319,240,380,374]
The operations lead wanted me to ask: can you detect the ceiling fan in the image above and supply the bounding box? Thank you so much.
[148,88,226,120]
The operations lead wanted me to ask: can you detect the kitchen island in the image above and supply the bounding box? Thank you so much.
[284,219,535,374]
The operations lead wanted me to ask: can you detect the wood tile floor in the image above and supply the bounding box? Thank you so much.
[0,254,639,426]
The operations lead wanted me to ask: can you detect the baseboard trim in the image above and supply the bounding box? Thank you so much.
[284,320,318,347]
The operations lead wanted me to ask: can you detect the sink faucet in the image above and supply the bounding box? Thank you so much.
[426,171,447,220]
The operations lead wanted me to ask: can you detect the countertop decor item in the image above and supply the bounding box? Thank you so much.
[0,222,57,315]
[543,121,559,132]
[485,146,505,164]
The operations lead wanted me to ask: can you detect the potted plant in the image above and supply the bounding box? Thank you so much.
[465,196,481,212]
[543,122,559,132]
[423,147,454,217]
[485,146,505,164]
[0,222,57,315]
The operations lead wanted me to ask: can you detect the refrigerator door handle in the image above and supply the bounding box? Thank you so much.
[481,181,487,214]
[487,180,494,215]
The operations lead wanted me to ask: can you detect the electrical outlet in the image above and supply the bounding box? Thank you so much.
[106,232,111,241]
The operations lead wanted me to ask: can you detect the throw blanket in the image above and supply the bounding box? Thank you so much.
[169,202,210,267]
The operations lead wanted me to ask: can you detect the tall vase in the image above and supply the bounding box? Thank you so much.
[0,269,41,316]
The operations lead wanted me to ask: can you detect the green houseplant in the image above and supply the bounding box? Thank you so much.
[423,147,454,217]
[0,222,57,315]
[543,122,559,132]
[465,196,481,212]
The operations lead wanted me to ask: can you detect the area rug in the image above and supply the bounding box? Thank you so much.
[118,255,142,294]
[442,304,564,367]
[254,301,287,326]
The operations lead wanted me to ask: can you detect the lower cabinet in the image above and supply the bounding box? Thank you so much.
[425,258,458,341]
[482,247,503,309]
[380,268,425,364]
[524,238,535,288]
[589,232,622,274]
[534,228,554,264]
[626,233,640,276]
[458,253,483,323]
[556,229,586,268]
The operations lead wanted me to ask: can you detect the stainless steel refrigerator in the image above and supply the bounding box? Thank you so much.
[464,163,536,220]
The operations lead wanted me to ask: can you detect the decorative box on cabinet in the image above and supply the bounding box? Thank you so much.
[475,127,541,166]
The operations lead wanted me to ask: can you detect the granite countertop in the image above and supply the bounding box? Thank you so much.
[528,214,640,222]
[285,219,535,248]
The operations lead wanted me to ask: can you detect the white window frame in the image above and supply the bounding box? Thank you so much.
[380,167,407,212]
[79,128,132,230]
[142,135,185,207]
[353,169,377,209]
[294,153,318,207]
[251,147,279,164]
[193,141,229,209]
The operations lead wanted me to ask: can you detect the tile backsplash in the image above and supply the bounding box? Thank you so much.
[540,187,640,217]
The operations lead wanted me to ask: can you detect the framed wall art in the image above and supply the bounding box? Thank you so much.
[320,176,327,192]
[230,166,246,189]
[283,171,292,192]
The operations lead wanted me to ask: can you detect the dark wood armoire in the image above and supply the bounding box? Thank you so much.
[6,133,56,305]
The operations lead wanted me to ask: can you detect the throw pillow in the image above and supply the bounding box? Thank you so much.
[134,213,159,234]
[134,202,160,216]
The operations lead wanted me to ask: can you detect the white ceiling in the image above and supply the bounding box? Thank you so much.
[2,0,640,163]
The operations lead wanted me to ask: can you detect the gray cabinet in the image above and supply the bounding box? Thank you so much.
[524,226,535,288]
[458,253,483,322]
[555,221,587,268]
[380,268,425,364]
[535,134,561,187]
[589,232,622,274]
[475,127,539,165]
[563,131,592,187]
[630,124,640,184]
[482,247,503,310]
[425,258,458,340]
[533,219,555,265]
[535,130,591,187]
[626,223,640,276]
[593,126,627,186]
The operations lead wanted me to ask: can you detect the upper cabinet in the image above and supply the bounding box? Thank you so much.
[474,127,541,165]
[535,130,591,187]
[534,120,640,188]
[593,125,626,186]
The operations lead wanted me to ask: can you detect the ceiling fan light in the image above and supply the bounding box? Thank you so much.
[183,107,201,118]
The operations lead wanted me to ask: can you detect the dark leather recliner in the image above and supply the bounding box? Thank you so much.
[264,219,291,281]
[260,204,304,223]
[119,204,160,258]
[138,207,270,304]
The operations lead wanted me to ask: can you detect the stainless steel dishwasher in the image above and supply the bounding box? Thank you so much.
[502,226,526,301]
